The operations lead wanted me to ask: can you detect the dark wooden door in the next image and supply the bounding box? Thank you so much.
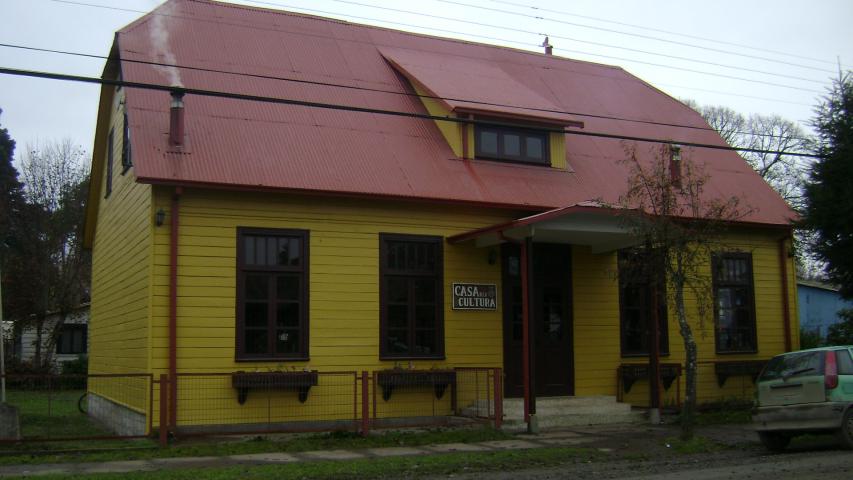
[502,243,574,398]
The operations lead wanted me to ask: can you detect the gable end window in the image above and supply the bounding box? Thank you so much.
[121,112,132,173]
[474,124,549,165]
[105,128,114,198]
[380,234,444,359]
[712,252,757,353]
[236,228,309,360]
[618,250,669,357]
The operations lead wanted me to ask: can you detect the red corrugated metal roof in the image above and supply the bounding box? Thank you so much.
[117,0,794,226]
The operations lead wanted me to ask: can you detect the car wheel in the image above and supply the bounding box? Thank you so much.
[758,431,790,452]
[837,408,853,450]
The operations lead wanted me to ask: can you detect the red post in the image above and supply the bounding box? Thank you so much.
[520,240,530,423]
[361,371,370,437]
[158,374,169,447]
[493,368,503,430]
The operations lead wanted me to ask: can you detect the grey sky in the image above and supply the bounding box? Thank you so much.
[1,0,851,161]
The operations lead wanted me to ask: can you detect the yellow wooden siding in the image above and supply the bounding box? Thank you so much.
[147,188,517,424]
[88,88,153,420]
[574,232,798,406]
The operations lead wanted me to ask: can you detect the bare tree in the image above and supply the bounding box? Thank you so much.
[618,143,749,440]
[12,139,90,368]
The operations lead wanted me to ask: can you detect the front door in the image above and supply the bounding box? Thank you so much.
[502,243,574,397]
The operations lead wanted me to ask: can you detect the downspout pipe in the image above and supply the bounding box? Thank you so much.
[169,187,183,430]
[779,235,792,352]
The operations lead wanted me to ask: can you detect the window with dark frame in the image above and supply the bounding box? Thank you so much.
[474,124,549,165]
[121,112,132,173]
[712,252,757,353]
[105,128,114,197]
[618,250,669,357]
[56,324,87,355]
[380,234,444,359]
[236,228,309,360]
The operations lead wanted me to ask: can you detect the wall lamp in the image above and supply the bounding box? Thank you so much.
[155,208,166,227]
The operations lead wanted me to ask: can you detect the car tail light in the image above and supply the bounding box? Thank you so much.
[825,350,838,390]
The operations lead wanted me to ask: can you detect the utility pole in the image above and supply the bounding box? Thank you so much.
[1,262,6,404]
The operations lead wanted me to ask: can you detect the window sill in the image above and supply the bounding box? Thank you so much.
[235,356,310,362]
[714,350,758,355]
[379,355,446,361]
[621,352,671,359]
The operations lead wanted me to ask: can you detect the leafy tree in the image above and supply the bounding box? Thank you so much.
[798,327,823,349]
[8,139,90,368]
[825,309,853,346]
[802,73,853,299]
[618,143,747,440]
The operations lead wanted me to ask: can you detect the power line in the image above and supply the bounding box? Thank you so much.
[436,0,838,74]
[0,66,820,159]
[242,0,828,88]
[0,42,814,142]
[487,0,838,67]
[44,0,827,95]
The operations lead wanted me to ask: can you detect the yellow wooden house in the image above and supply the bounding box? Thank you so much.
[83,0,798,435]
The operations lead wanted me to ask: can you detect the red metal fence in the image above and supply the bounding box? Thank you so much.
[1,368,502,447]
[0,373,153,443]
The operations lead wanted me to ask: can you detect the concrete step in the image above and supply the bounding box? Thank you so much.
[498,396,645,429]
[502,396,633,416]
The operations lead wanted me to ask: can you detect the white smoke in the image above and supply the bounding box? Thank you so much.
[149,1,183,87]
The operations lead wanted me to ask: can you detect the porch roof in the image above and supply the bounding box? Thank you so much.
[446,202,640,253]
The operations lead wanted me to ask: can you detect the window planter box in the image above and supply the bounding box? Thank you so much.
[713,360,767,387]
[376,369,456,402]
[619,363,682,394]
[231,370,319,405]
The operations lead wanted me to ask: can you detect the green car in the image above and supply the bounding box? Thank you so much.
[753,346,853,452]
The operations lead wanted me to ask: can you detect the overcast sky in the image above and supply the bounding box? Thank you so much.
[1,0,851,161]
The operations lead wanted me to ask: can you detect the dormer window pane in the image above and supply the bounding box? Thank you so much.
[504,134,520,156]
[526,137,543,161]
[474,124,549,165]
[480,130,498,154]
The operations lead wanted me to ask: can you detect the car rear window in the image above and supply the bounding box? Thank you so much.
[838,349,853,375]
[760,351,825,381]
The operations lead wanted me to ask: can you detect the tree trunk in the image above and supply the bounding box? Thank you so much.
[33,319,44,369]
[674,277,698,440]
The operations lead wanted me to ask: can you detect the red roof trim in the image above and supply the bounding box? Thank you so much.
[446,203,793,244]
[135,176,540,212]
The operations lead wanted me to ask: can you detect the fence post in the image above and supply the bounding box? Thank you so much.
[159,374,169,448]
[493,368,503,430]
[360,371,370,437]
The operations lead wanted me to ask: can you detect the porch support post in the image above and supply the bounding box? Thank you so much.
[520,239,531,424]
[522,236,536,430]
[649,282,661,423]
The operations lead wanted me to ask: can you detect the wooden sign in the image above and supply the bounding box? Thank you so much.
[452,283,497,310]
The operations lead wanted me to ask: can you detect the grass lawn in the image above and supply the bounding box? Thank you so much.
[0,427,511,466]
[3,389,114,439]
[27,446,603,480]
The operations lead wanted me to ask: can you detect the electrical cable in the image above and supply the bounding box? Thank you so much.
[42,0,828,95]
[436,0,838,73]
[0,42,814,142]
[486,0,838,67]
[0,66,820,158]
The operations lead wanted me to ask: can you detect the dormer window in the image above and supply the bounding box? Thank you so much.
[475,124,549,165]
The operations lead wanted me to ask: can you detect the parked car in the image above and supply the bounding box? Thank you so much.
[753,346,853,451]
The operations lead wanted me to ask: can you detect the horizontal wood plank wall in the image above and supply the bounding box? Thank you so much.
[88,90,152,422]
[575,232,798,406]
[150,187,516,375]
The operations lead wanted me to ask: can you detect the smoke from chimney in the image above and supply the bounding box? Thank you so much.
[150,1,183,87]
